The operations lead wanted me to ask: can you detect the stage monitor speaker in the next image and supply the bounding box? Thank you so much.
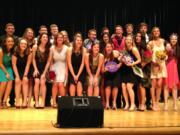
[57,96,104,128]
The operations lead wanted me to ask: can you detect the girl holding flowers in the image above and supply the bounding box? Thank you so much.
[147,27,167,111]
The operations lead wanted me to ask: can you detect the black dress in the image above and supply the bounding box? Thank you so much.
[15,54,29,79]
[104,58,120,88]
[34,47,48,78]
[121,50,139,84]
[68,52,85,85]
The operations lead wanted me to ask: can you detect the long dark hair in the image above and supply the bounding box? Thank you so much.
[104,42,114,61]
[89,42,100,65]
[72,34,83,54]
[37,33,51,59]
[54,32,64,46]
[23,27,35,48]
[2,36,15,55]
[170,33,180,59]
[134,32,146,50]
[14,38,30,56]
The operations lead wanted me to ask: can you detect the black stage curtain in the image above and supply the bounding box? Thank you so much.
[0,0,179,40]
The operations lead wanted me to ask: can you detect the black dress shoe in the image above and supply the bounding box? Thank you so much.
[146,105,152,110]
[45,103,51,107]
[10,104,15,107]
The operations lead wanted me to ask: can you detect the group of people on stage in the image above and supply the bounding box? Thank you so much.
[0,22,180,111]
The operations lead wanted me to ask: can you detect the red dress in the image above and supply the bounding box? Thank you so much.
[166,48,179,90]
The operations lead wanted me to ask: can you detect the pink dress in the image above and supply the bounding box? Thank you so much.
[166,47,179,90]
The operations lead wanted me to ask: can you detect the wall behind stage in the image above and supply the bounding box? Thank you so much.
[0,0,179,40]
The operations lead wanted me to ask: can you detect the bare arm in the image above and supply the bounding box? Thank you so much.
[12,55,20,78]
[131,47,141,66]
[32,45,39,72]
[77,48,86,78]
[101,58,107,73]
[65,48,68,81]
[84,53,93,77]
[23,53,32,77]
[42,47,53,75]
[0,49,9,75]
[67,47,76,77]
[95,54,104,78]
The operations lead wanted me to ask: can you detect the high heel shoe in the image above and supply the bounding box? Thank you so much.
[2,102,8,109]
[112,106,117,110]
[34,103,40,109]
[52,104,57,108]
[163,105,168,111]
[112,103,117,110]
[129,106,136,112]
[105,105,110,110]
[138,105,146,112]
[123,105,129,111]
[173,104,178,111]
[0,102,3,109]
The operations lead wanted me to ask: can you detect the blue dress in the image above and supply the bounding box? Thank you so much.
[0,51,14,82]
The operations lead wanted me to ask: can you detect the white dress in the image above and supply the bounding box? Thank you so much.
[151,39,167,79]
[51,45,68,82]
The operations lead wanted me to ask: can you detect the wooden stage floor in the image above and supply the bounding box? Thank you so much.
[0,100,180,135]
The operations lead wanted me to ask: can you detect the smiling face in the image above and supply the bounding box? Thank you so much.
[135,33,142,44]
[5,25,15,36]
[40,34,48,45]
[56,33,64,45]
[89,31,97,41]
[125,36,133,49]
[75,36,83,49]
[105,43,113,55]
[39,27,48,35]
[5,37,14,51]
[51,26,59,36]
[140,25,148,34]
[152,27,160,38]
[126,25,133,35]
[26,29,34,41]
[103,34,110,44]
[92,43,100,55]
[170,34,178,46]
[115,26,123,36]
[19,39,28,52]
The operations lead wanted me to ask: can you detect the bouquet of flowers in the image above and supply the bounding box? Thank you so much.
[121,51,144,78]
[143,50,152,63]
[121,51,134,64]
[46,70,56,83]
[155,50,167,63]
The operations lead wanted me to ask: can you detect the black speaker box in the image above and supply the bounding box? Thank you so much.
[57,96,104,128]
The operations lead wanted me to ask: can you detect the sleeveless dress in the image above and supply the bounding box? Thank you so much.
[15,54,29,79]
[51,45,68,82]
[104,58,120,88]
[87,54,101,85]
[68,51,85,85]
[151,40,167,79]
[121,50,138,84]
[166,46,179,90]
[35,47,48,78]
[0,49,14,82]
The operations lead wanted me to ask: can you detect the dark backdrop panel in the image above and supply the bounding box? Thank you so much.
[0,0,179,40]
